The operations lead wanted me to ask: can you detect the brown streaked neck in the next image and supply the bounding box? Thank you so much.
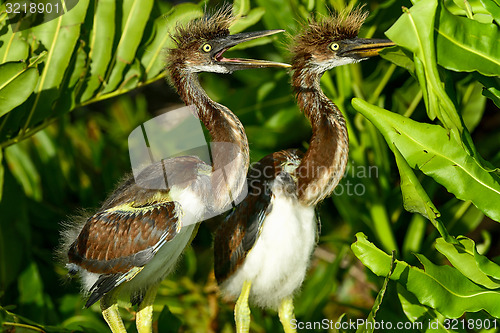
[170,67,250,209]
[292,62,349,206]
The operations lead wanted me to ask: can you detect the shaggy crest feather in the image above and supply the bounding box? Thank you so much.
[170,6,235,49]
[291,7,368,59]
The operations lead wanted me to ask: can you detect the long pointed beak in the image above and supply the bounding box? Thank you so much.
[213,30,291,70]
[338,38,395,58]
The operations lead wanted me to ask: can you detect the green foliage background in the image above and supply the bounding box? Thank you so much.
[0,0,499,332]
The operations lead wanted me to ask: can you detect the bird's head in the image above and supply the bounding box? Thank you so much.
[291,8,395,73]
[167,8,290,74]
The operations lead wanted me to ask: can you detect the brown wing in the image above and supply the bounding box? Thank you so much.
[68,155,210,275]
[68,201,181,275]
[214,149,304,283]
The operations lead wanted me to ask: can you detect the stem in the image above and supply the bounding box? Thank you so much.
[369,202,398,254]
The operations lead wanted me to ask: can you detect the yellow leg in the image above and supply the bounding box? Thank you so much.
[235,280,252,333]
[278,297,296,333]
[136,284,159,333]
[100,289,127,333]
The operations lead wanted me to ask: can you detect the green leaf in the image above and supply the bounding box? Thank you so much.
[4,143,41,201]
[379,47,415,75]
[230,7,266,34]
[352,233,500,318]
[352,98,500,223]
[232,0,250,17]
[101,0,154,94]
[436,5,500,77]
[140,3,203,81]
[479,0,500,24]
[18,262,44,306]
[24,0,90,129]
[0,148,3,202]
[356,252,395,333]
[30,0,89,92]
[397,285,451,332]
[157,305,182,333]
[435,237,500,289]
[80,0,116,102]
[392,146,453,242]
[0,26,30,63]
[0,62,39,117]
[385,0,463,136]
[474,246,500,281]
[476,75,500,108]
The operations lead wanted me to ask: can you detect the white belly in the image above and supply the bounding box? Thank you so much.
[221,194,317,310]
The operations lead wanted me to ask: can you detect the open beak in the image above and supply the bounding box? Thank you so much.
[212,30,291,70]
[338,38,395,59]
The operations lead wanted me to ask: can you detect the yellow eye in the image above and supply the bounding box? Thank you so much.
[330,43,340,51]
[202,43,212,52]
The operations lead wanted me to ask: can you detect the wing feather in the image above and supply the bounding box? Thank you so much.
[214,149,304,283]
[68,202,181,274]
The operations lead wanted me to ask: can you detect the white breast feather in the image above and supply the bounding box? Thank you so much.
[221,192,316,310]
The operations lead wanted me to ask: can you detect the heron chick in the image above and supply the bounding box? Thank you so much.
[60,9,289,333]
[214,8,394,333]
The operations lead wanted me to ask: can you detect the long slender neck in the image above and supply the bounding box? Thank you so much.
[292,63,349,206]
[170,68,249,210]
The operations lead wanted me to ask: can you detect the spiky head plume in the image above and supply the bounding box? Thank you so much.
[291,7,368,67]
[165,7,236,76]
[170,7,235,50]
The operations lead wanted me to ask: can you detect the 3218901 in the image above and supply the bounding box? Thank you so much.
[443,318,497,330]
[5,2,61,14]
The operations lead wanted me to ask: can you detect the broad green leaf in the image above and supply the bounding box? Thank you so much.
[476,75,500,108]
[101,0,154,94]
[397,284,451,332]
[80,0,116,102]
[4,143,41,200]
[460,82,487,133]
[230,7,266,34]
[352,98,500,222]
[435,237,500,289]
[0,26,29,63]
[25,0,89,129]
[232,0,250,17]
[402,214,426,257]
[356,252,395,333]
[479,0,500,24]
[385,0,463,136]
[474,246,500,281]
[0,62,39,117]
[379,47,415,75]
[352,233,500,318]
[436,5,500,77]
[392,146,453,242]
[61,40,88,112]
[30,0,89,92]
[140,3,203,81]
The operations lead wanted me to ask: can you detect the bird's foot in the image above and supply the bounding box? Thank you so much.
[136,284,159,333]
[235,280,252,333]
[278,297,297,333]
[101,290,127,333]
